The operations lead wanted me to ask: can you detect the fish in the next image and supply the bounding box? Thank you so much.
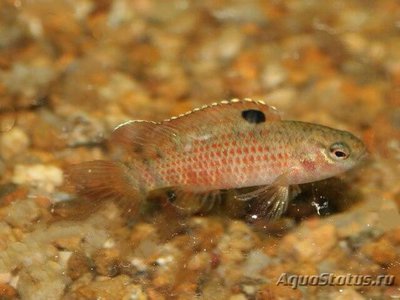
[66,99,367,219]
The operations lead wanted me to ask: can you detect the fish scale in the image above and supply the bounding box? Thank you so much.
[67,99,366,219]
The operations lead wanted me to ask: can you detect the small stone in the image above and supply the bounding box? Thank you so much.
[151,243,183,289]
[58,251,73,267]
[341,32,367,56]
[0,110,16,133]
[0,127,30,160]
[4,198,41,228]
[383,226,400,246]
[0,222,15,251]
[261,63,287,88]
[93,248,121,277]
[72,275,146,300]
[1,60,56,109]
[187,252,211,272]
[0,283,17,299]
[229,294,247,300]
[330,211,379,240]
[53,236,83,251]
[130,223,159,258]
[17,261,69,300]
[67,252,91,280]
[147,288,165,300]
[242,250,271,278]
[12,164,63,193]
[280,223,337,263]
[361,237,397,266]
[0,273,11,284]
[130,223,158,246]
[187,217,224,251]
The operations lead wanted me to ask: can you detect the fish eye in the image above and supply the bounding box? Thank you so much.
[328,142,350,160]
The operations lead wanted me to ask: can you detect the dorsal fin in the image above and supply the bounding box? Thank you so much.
[109,120,177,160]
[109,99,281,159]
[162,98,281,129]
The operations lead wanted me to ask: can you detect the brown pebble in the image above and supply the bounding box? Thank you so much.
[53,236,82,251]
[67,252,91,280]
[129,223,158,246]
[93,248,121,277]
[72,275,146,300]
[384,226,400,246]
[361,238,397,266]
[147,288,166,300]
[0,283,17,299]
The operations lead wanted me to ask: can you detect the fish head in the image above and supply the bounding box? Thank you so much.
[296,124,367,182]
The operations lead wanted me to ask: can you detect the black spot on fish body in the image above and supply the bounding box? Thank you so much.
[241,109,266,124]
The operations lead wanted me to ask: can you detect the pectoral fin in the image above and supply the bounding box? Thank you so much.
[234,174,300,220]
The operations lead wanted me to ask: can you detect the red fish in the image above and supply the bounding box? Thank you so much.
[67,99,366,219]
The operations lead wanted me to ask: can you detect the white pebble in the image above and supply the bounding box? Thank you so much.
[12,164,63,193]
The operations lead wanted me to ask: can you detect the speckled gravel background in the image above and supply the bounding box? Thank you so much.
[0,1,400,299]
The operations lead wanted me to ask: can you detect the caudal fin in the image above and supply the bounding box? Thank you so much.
[65,160,143,208]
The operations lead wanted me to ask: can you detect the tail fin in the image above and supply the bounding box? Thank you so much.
[65,160,143,211]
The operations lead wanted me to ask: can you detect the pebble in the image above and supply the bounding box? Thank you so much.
[12,164,63,193]
[229,294,247,300]
[1,60,56,109]
[0,283,17,299]
[261,63,287,89]
[4,198,41,228]
[0,222,15,250]
[70,274,147,300]
[93,248,121,276]
[17,261,69,300]
[67,252,91,280]
[361,237,397,266]
[187,252,211,272]
[242,250,271,278]
[280,222,337,263]
[0,127,30,160]
[384,227,400,246]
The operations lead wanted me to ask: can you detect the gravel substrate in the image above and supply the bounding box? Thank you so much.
[1,1,400,299]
